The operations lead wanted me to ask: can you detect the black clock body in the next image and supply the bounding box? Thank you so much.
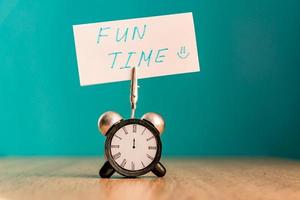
[99,118,166,178]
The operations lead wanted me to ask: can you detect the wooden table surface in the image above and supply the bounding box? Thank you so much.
[0,157,299,200]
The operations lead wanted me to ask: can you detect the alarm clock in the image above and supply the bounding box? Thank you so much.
[97,67,166,178]
[98,111,166,178]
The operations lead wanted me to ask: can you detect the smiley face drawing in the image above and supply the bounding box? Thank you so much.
[177,46,190,59]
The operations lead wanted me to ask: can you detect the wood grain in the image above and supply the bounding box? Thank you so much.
[0,157,299,200]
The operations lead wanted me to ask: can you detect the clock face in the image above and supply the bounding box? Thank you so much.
[109,123,158,171]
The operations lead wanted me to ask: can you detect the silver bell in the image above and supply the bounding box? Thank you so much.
[98,111,123,136]
[142,112,165,135]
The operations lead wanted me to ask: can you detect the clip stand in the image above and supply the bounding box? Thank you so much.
[99,68,166,178]
[130,67,138,118]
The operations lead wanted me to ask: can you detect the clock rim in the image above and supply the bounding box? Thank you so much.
[105,118,162,177]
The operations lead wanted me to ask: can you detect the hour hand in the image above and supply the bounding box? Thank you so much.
[152,162,166,177]
[99,161,115,178]
[132,138,136,149]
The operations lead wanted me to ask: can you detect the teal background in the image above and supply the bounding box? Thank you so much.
[0,0,299,158]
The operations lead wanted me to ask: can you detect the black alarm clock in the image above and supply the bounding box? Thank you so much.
[98,111,166,178]
[97,67,166,178]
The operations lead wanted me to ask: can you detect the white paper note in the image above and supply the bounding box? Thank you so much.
[73,12,200,86]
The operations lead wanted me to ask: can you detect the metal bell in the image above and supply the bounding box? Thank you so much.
[98,111,123,136]
[142,112,165,135]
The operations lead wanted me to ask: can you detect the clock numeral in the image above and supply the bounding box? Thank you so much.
[141,161,145,168]
[122,127,128,135]
[146,136,154,141]
[132,124,137,133]
[141,127,146,135]
[131,161,135,170]
[112,152,121,160]
[146,154,154,161]
[148,146,157,150]
[111,145,120,148]
[120,159,127,168]
[114,135,122,140]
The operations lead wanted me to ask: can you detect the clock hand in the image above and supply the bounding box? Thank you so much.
[133,138,136,149]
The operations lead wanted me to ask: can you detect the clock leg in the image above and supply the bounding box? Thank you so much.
[99,161,115,178]
[152,162,166,177]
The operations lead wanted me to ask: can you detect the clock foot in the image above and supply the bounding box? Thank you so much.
[152,162,166,177]
[99,161,115,178]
